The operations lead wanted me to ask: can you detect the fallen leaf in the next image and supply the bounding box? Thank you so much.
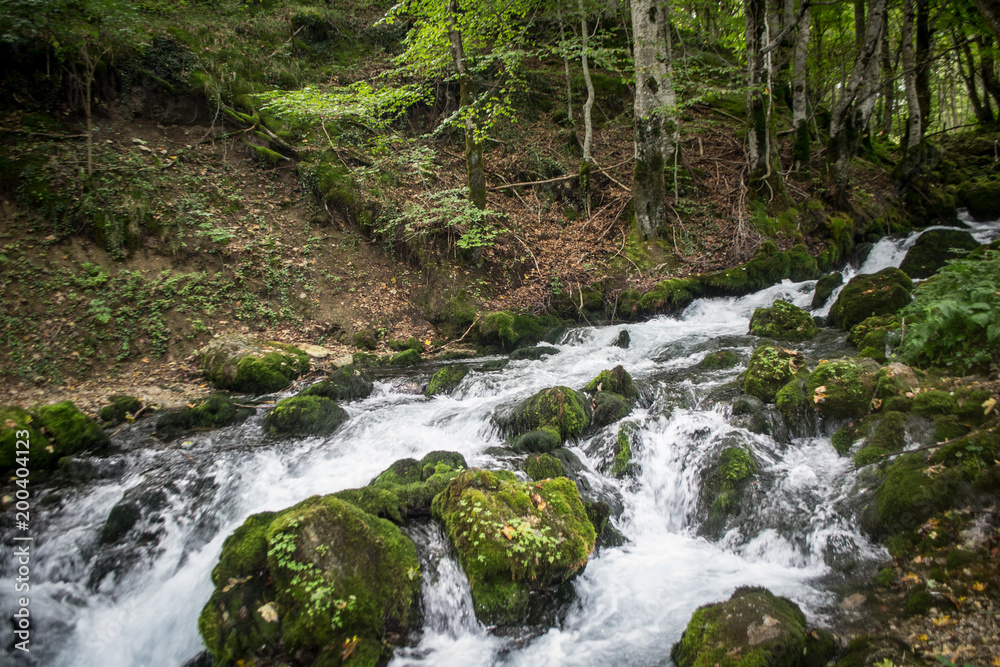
[258,602,279,623]
[222,575,252,592]
[983,397,997,416]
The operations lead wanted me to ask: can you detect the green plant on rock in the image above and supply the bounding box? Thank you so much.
[742,345,805,403]
[748,300,817,341]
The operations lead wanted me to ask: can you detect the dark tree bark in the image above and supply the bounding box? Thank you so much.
[792,0,811,175]
[975,0,1000,40]
[448,0,486,210]
[746,0,786,200]
[915,0,933,129]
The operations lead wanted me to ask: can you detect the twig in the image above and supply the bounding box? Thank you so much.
[428,315,481,353]
[499,224,541,274]
[591,157,631,192]
[109,404,153,436]
[234,402,273,409]
[853,431,992,471]
[268,25,305,58]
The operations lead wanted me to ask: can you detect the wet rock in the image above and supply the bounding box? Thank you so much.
[99,395,143,426]
[806,358,876,421]
[742,345,806,403]
[829,268,912,331]
[959,179,1000,220]
[899,228,979,279]
[700,445,759,538]
[198,334,310,394]
[671,586,820,667]
[333,451,467,523]
[748,300,818,341]
[611,329,631,349]
[521,452,564,481]
[509,345,560,361]
[424,365,469,396]
[847,314,900,362]
[497,386,592,450]
[583,365,638,400]
[811,272,843,309]
[697,349,740,370]
[353,329,377,350]
[300,364,374,402]
[775,372,814,437]
[389,348,421,367]
[198,495,421,666]
[610,423,638,478]
[589,392,633,429]
[432,469,596,625]
[155,393,253,434]
[477,310,567,351]
[1,405,56,474]
[262,395,348,437]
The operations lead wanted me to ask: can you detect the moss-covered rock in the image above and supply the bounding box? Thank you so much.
[353,330,377,350]
[775,373,812,435]
[748,300,818,341]
[425,365,469,396]
[960,179,1000,220]
[263,395,348,437]
[742,345,806,403]
[334,451,467,523]
[99,395,142,426]
[431,469,596,625]
[899,229,980,279]
[635,278,704,315]
[847,313,900,353]
[198,495,421,666]
[671,586,808,667]
[522,453,564,481]
[870,454,971,537]
[610,424,637,477]
[811,272,843,309]
[199,334,310,394]
[702,446,759,537]
[828,268,912,331]
[911,389,959,416]
[36,401,110,457]
[300,365,374,402]
[583,366,638,400]
[611,329,631,348]
[806,358,875,421]
[509,345,560,361]
[155,394,253,433]
[589,392,633,429]
[500,386,592,449]
[388,348,421,367]
[477,310,566,351]
[697,350,740,370]
[1,405,55,475]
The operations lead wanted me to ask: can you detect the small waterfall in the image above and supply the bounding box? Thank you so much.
[2,215,998,667]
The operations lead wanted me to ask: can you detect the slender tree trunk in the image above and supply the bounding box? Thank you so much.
[957,34,994,124]
[792,0,811,175]
[579,0,595,212]
[630,0,672,238]
[915,0,932,129]
[746,0,785,200]
[826,0,887,191]
[663,1,680,199]
[879,10,897,136]
[974,0,1000,41]
[981,39,1000,111]
[447,0,486,210]
[557,0,573,125]
[901,0,923,159]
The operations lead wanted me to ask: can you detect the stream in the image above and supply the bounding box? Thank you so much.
[2,213,998,666]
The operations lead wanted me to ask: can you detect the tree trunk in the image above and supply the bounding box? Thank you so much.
[557,0,573,125]
[915,0,932,129]
[578,0,596,211]
[630,0,674,238]
[746,0,786,200]
[826,0,887,190]
[447,0,486,210]
[975,0,1000,41]
[981,39,1000,111]
[879,9,897,136]
[792,0,811,175]
[900,0,923,164]
[957,34,994,124]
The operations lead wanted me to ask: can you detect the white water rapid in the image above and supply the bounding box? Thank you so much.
[2,214,998,666]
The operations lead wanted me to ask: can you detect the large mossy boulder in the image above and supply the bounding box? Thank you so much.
[333,451,467,523]
[583,367,638,429]
[868,453,971,537]
[199,334,310,394]
[1,405,55,475]
[583,365,638,400]
[899,228,979,279]
[960,179,1000,221]
[155,394,252,433]
[431,469,596,625]
[811,272,843,309]
[198,495,421,667]
[300,364,374,402]
[499,386,592,451]
[748,300,818,341]
[701,446,759,537]
[263,395,348,437]
[477,310,565,351]
[847,313,900,356]
[671,587,814,667]
[742,345,806,403]
[424,365,469,396]
[828,268,912,331]
[806,358,875,421]
[36,400,111,457]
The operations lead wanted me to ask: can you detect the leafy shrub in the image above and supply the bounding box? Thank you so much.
[898,251,1000,374]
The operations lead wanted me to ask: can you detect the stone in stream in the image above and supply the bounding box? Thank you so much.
[424,365,469,396]
[198,334,310,394]
[806,358,877,421]
[611,329,631,349]
[898,228,979,279]
[99,394,143,426]
[2,402,109,476]
[742,345,805,404]
[300,364,374,402]
[671,586,835,667]
[155,393,253,434]
[811,272,843,309]
[198,495,421,666]
[262,395,348,437]
[699,444,759,538]
[748,300,818,341]
[828,267,912,331]
[431,469,596,625]
[509,345,560,361]
[497,386,592,452]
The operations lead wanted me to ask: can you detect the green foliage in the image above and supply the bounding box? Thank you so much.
[742,345,805,403]
[258,82,429,131]
[898,251,1000,374]
[392,188,503,252]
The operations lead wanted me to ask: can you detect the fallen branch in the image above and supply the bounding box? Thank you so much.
[0,126,87,140]
[854,430,994,471]
[428,315,481,354]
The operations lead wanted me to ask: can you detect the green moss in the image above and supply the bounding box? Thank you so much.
[806,359,875,421]
[0,405,55,475]
[522,453,564,481]
[847,314,900,351]
[512,428,562,453]
[812,272,843,309]
[263,395,348,437]
[960,179,1000,220]
[389,348,421,367]
[876,567,896,587]
[509,345,560,361]
[431,470,596,625]
[911,389,958,416]
[425,365,469,396]
[156,393,252,433]
[933,415,971,442]
[905,589,934,616]
[829,268,913,330]
[590,392,633,429]
[503,386,592,445]
[36,401,110,457]
[853,446,886,467]
[703,447,759,536]
[99,395,142,426]
[899,229,979,279]
[748,300,818,341]
[477,311,565,351]
[300,364,374,402]
[775,374,810,432]
[611,425,636,477]
[199,496,420,666]
[742,345,805,403]
[697,350,740,370]
[353,330,377,350]
[583,366,638,400]
[635,278,704,315]
[200,335,309,394]
[671,587,807,667]
[874,454,970,536]
[831,422,860,455]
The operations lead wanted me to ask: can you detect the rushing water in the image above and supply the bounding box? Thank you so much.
[2,214,998,667]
